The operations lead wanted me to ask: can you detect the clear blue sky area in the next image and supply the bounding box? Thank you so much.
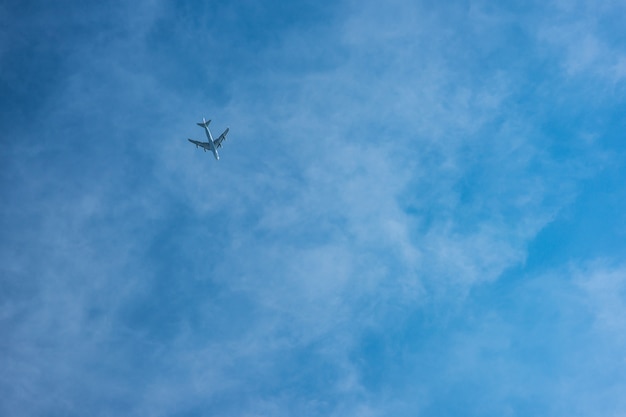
[2,1,626,416]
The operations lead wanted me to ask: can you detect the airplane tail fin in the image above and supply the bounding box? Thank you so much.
[196,119,211,127]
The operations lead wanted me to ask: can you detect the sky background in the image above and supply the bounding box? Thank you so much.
[2,0,626,416]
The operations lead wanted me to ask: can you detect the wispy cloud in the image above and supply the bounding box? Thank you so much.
[2,0,626,415]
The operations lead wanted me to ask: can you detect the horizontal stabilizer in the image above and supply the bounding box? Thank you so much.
[196,119,211,127]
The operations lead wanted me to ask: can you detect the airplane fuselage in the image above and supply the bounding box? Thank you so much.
[202,125,219,160]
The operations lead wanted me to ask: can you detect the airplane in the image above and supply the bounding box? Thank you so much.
[188,117,230,160]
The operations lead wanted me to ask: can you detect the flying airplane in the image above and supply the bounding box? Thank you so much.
[188,117,230,160]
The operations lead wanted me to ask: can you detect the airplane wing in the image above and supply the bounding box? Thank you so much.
[213,128,229,148]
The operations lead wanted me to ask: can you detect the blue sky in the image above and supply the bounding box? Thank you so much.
[2,0,626,415]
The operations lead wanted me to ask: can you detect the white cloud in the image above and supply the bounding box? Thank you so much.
[535,0,626,85]
[3,0,626,416]
[575,261,626,344]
